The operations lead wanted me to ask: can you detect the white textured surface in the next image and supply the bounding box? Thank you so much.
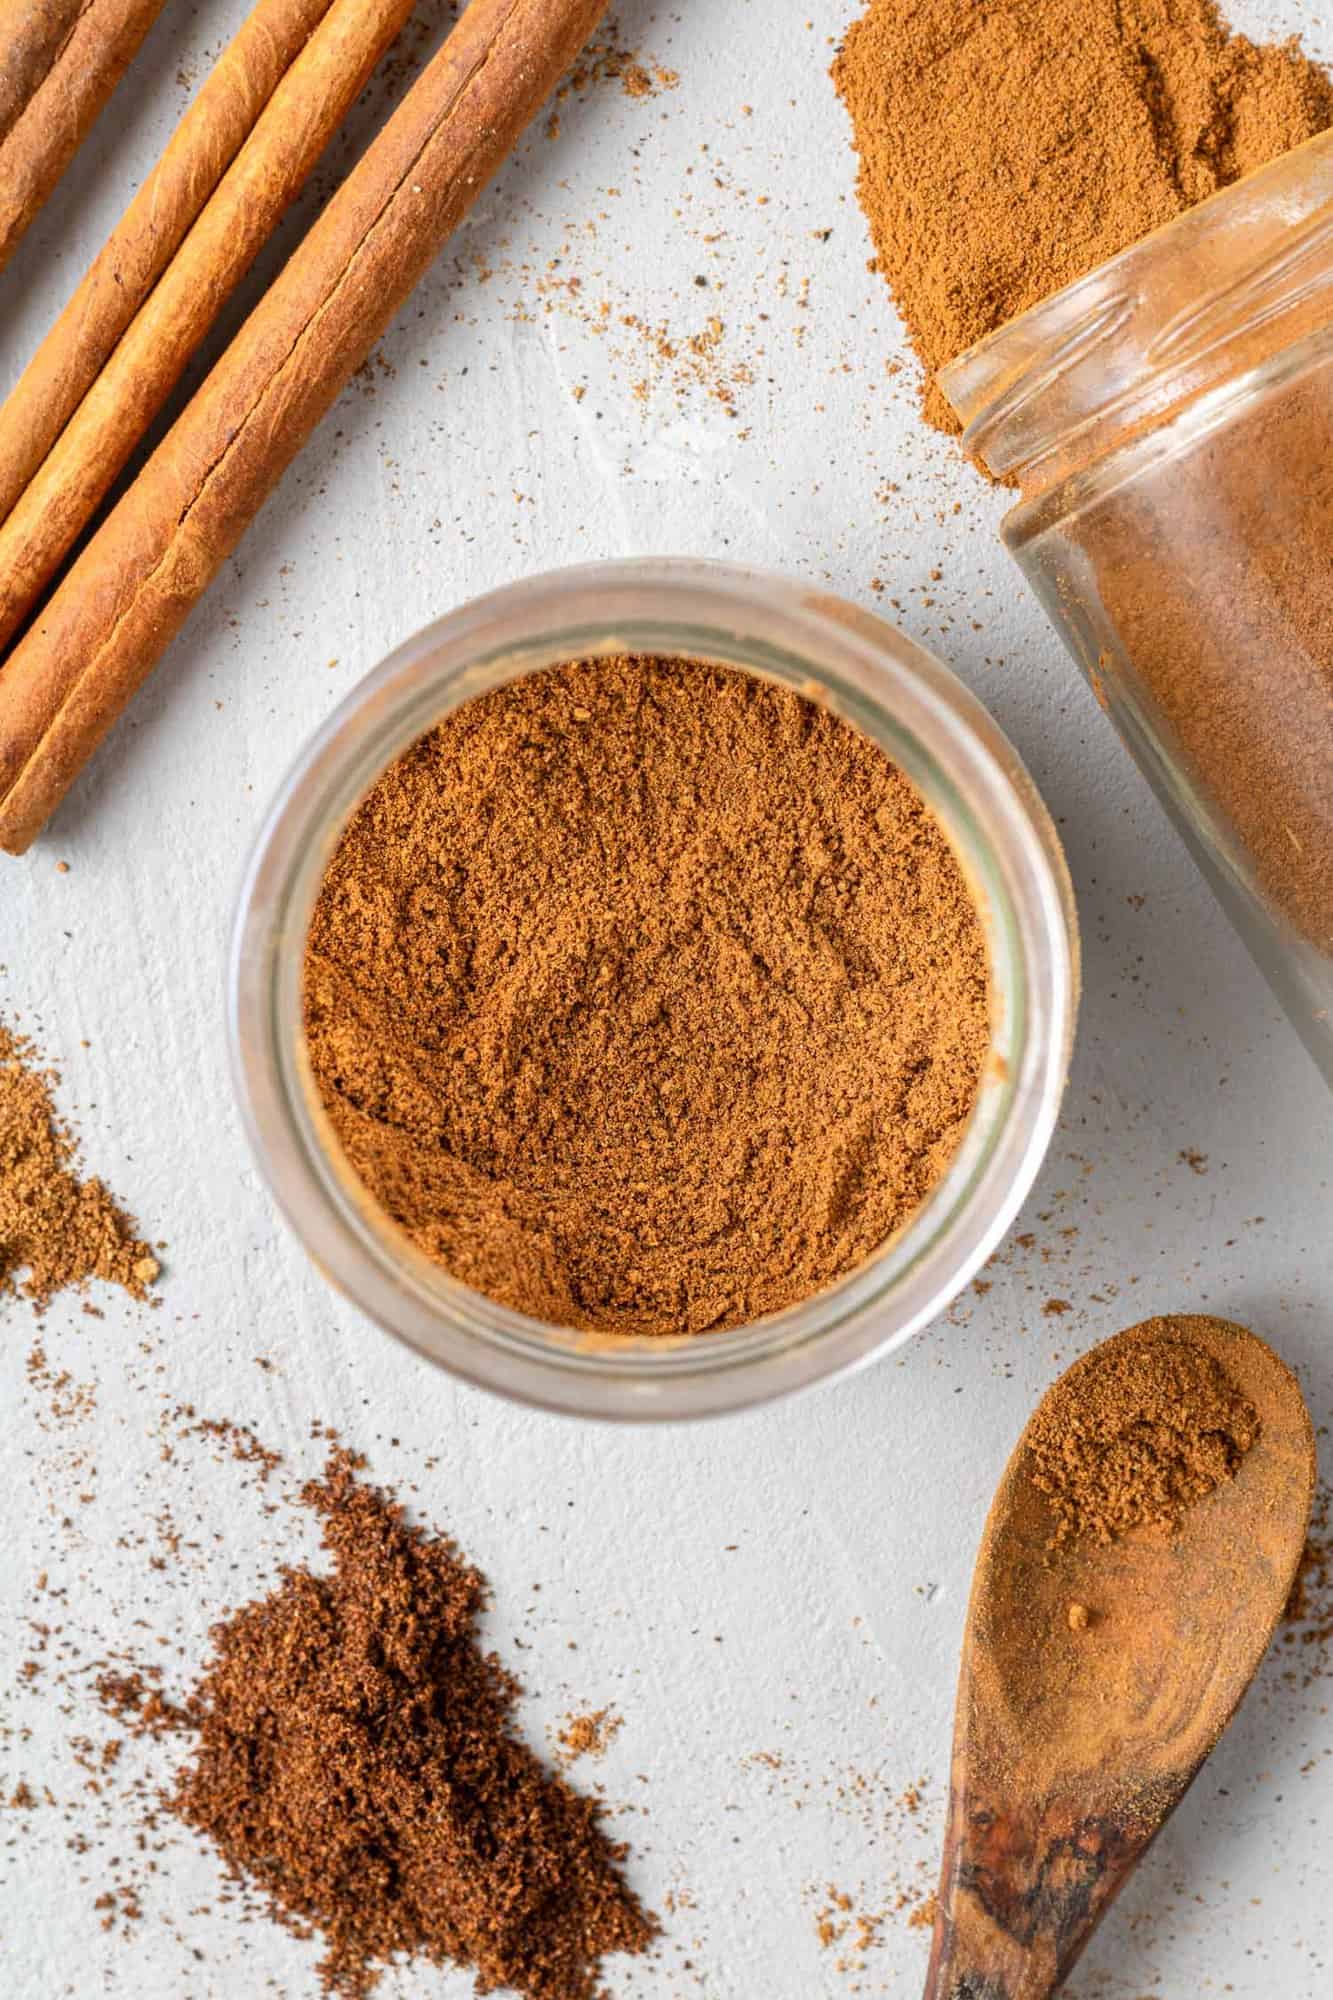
[2,2,1331,1996]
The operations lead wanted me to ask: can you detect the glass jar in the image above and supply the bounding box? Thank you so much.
[229,558,1077,1419]
[940,132,1333,1083]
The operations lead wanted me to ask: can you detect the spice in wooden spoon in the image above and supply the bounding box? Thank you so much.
[925,1312,1315,2000]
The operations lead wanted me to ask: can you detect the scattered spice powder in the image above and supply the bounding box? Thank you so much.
[94,1667,191,1738]
[557,1706,623,1765]
[304,655,988,1336]
[560,28,679,102]
[0,1019,158,1308]
[833,0,1333,432]
[168,1450,654,1999]
[812,1878,935,1973]
[170,1403,283,1480]
[25,1341,97,1425]
[1026,1314,1261,1543]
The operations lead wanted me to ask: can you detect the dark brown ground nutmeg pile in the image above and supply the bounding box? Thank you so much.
[170,1450,654,2000]
[1026,1315,1261,1544]
[304,653,989,1336]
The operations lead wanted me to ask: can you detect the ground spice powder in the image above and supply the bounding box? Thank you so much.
[304,654,989,1335]
[1026,1314,1261,1543]
[556,1707,623,1765]
[1071,372,1333,953]
[833,0,1333,432]
[0,1018,158,1308]
[170,1450,654,2000]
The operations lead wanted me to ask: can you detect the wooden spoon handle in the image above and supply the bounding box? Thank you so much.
[924,1785,1151,1999]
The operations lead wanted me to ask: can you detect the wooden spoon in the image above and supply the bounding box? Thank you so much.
[924,1313,1315,2000]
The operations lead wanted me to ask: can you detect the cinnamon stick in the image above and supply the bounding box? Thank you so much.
[0,2,86,149]
[0,0,416,657]
[0,0,336,534]
[0,0,610,854]
[0,0,167,275]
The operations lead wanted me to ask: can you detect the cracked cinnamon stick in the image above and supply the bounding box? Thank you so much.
[0,0,167,275]
[0,2,87,149]
[0,0,337,535]
[0,0,416,657]
[0,0,610,854]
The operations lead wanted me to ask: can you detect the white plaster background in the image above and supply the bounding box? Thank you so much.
[2,2,1330,1995]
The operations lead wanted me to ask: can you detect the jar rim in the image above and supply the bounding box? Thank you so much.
[939,130,1333,488]
[228,557,1076,1420]
[998,316,1333,551]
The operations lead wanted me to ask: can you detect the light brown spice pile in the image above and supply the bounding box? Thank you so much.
[303,654,989,1335]
[1026,1315,1261,1542]
[169,1450,653,2000]
[0,1019,158,1308]
[833,0,1333,431]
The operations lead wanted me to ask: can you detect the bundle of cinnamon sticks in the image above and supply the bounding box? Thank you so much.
[0,0,610,854]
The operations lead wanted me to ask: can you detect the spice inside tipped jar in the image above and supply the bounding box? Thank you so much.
[303,653,990,1335]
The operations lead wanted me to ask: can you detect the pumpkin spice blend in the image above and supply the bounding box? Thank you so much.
[1025,1315,1262,1545]
[833,0,1333,433]
[108,1448,655,1999]
[835,5,1333,961]
[0,1018,159,1309]
[304,654,989,1335]
[1061,360,1333,954]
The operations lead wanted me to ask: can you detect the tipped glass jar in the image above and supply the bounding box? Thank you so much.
[230,559,1077,1420]
[941,132,1333,1083]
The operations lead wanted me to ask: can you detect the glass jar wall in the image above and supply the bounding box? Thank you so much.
[941,134,1333,1082]
[230,559,1077,1419]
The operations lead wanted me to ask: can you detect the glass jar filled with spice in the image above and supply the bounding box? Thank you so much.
[941,132,1333,1082]
[230,558,1077,1419]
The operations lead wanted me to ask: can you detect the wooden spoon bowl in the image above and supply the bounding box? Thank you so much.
[925,1313,1315,2000]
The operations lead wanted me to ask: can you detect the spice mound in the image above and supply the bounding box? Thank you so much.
[303,653,989,1335]
[833,0,1333,433]
[1026,1314,1261,1544]
[0,1018,158,1308]
[171,1450,654,2000]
